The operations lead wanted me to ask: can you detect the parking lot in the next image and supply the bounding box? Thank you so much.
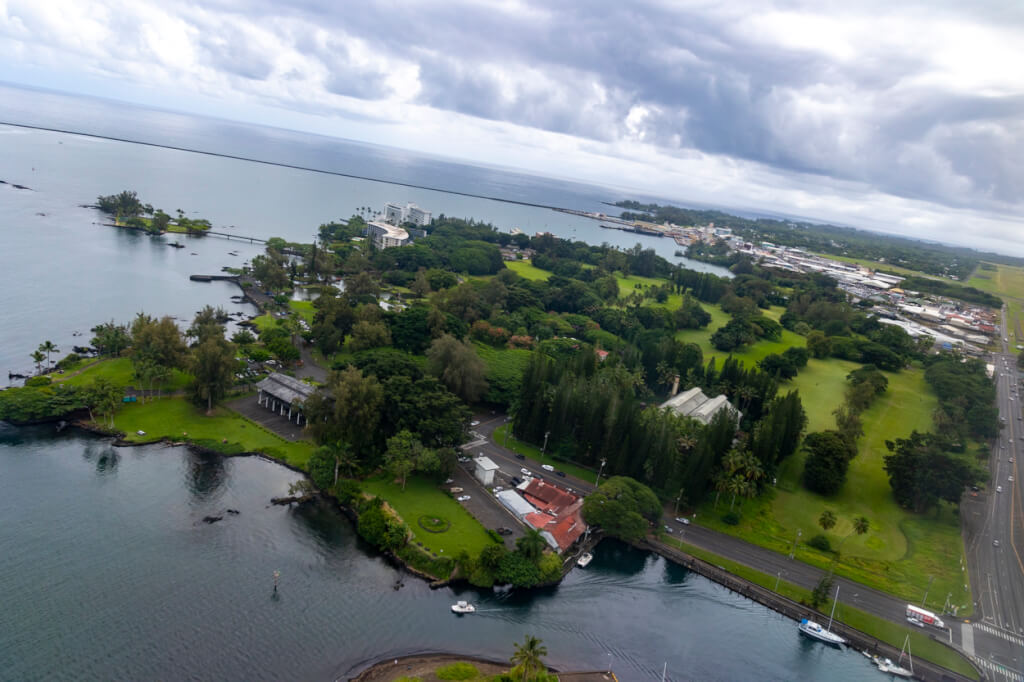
[449,458,525,550]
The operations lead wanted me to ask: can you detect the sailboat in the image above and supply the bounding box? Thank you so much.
[877,634,913,677]
[798,585,847,646]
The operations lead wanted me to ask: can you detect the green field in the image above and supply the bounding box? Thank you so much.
[360,475,496,557]
[699,365,970,612]
[288,299,315,323]
[504,260,552,281]
[112,396,315,467]
[54,357,192,392]
[674,304,808,367]
[668,539,978,679]
[968,262,1024,346]
[615,272,666,297]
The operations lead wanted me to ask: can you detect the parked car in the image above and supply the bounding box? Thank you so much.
[470,420,480,426]
[445,478,454,484]
[450,487,464,494]
[510,476,522,486]
[456,495,471,502]
[675,517,691,525]
[514,453,526,460]
[996,486,1003,493]
[520,468,533,476]
[541,464,554,472]
[493,486,504,492]
[556,470,567,477]
[496,527,513,536]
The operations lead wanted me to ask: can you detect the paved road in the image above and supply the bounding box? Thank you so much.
[468,416,958,645]
[961,309,1024,681]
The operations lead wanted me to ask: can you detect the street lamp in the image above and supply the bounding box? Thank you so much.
[542,430,550,455]
[790,528,801,559]
[503,417,510,448]
[595,458,607,487]
[674,489,684,516]
[606,653,613,674]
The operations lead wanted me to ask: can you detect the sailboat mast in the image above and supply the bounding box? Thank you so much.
[827,585,840,632]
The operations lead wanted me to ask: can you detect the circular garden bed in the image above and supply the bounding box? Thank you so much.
[417,515,451,533]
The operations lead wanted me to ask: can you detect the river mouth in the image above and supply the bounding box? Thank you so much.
[0,427,882,681]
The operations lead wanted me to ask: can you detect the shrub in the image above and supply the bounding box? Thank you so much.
[486,529,504,544]
[721,511,741,525]
[436,662,480,680]
[55,353,82,370]
[808,534,832,552]
[24,376,53,387]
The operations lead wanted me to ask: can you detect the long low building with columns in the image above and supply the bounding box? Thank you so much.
[256,372,316,425]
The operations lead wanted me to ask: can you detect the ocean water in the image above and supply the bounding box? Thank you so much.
[0,85,881,682]
[0,428,883,682]
[0,82,727,379]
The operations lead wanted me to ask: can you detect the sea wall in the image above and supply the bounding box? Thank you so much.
[637,539,980,682]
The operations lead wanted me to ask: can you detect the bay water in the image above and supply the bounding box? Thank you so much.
[0,84,877,680]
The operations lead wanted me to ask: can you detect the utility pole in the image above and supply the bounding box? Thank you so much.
[595,458,607,488]
[674,489,684,516]
[541,430,550,455]
[922,575,935,607]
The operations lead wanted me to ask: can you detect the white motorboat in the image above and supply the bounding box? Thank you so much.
[797,585,846,646]
[576,552,593,568]
[451,600,475,614]
[798,619,847,646]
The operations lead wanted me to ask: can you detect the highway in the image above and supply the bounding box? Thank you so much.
[961,308,1024,681]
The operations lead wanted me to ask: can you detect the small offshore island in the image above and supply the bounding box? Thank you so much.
[4,189,1014,681]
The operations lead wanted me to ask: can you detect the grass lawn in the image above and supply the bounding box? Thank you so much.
[250,313,280,333]
[111,396,315,468]
[360,475,495,557]
[505,260,552,281]
[968,262,1024,347]
[616,272,666,297]
[785,357,861,432]
[54,357,192,392]
[667,539,978,679]
[491,424,598,482]
[674,303,807,367]
[698,365,972,613]
[288,299,315,323]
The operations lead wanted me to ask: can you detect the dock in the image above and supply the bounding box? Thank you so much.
[189,274,239,282]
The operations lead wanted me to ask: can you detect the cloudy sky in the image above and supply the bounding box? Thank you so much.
[2,0,1023,254]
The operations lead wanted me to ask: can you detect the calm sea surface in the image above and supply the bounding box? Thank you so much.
[0,428,883,682]
[0,85,876,681]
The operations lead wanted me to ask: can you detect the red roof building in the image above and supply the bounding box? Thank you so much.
[518,479,588,552]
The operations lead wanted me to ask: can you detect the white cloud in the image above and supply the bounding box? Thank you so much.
[0,0,1021,254]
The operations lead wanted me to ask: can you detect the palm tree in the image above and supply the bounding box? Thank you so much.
[38,340,58,370]
[515,529,547,562]
[30,350,45,374]
[510,635,548,682]
[837,515,870,553]
[818,509,837,532]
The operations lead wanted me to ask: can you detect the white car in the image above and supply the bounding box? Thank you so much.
[520,468,533,477]
[456,495,471,502]
[994,539,1001,547]
[541,464,555,472]
[996,486,1003,493]
[493,486,504,492]
[470,420,480,426]
[1009,476,1015,482]
[675,517,691,525]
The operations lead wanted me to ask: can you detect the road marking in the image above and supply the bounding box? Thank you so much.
[975,656,1024,682]
[974,622,1024,646]
[962,622,976,656]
